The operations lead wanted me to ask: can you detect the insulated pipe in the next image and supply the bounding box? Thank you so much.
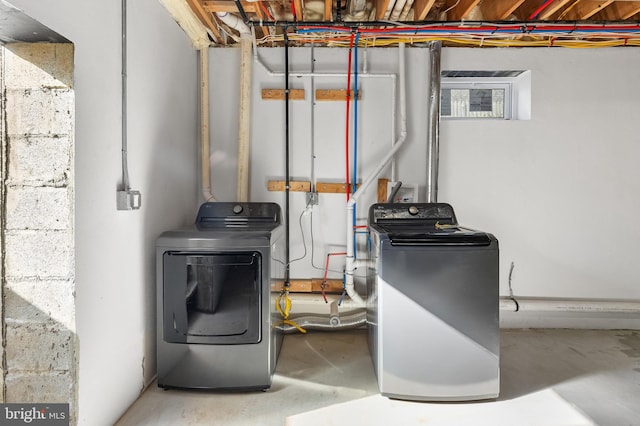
[399,0,415,21]
[277,311,367,334]
[389,0,408,21]
[200,47,215,202]
[426,41,441,203]
[286,293,365,315]
[345,44,407,307]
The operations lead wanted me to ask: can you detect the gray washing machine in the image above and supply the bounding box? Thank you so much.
[156,202,284,390]
[367,203,499,401]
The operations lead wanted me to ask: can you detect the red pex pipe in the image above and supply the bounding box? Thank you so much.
[528,0,555,20]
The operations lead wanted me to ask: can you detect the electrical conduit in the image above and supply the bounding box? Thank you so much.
[345,43,407,307]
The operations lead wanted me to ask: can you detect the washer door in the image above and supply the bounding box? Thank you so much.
[162,252,262,344]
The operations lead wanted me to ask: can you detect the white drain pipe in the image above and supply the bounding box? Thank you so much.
[500,297,640,314]
[345,43,408,307]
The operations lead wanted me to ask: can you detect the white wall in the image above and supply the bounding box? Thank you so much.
[441,47,640,301]
[211,46,640,303]
[8,1,199,424]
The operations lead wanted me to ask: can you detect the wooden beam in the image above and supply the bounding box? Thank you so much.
[591,1,640,20]
[413,0,437,20]
[202,0,256,13]
[512,0,549,20]
[377,178,389,203]
[324,0,333,20]
[316,182,360,193]
[271,279,344,293]
[293,0,304,20]
[267,180,312,192]
[261,88,305,100]
[536,0,575,19]
[375,0,393,19]
[186,0,222,44]
[253,1,269,39]
[560,0,614,19]
[315,89,362,101]
[447,0,482,20]
[480,0,526,20]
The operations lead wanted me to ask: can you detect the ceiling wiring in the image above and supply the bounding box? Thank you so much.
[252,21,640,48]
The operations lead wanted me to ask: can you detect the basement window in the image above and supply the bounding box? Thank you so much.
[440,70,531,120]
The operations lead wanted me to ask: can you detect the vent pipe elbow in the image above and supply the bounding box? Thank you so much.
[216,12,251,36]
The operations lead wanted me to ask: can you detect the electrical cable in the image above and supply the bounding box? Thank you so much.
[289,201,312,264]
[508,261,520,312]
[259,1,274,20]
[528,0,555,20]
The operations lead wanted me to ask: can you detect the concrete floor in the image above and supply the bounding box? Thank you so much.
[117,329,640,426]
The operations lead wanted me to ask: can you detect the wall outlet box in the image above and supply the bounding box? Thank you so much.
[117,190,142,210]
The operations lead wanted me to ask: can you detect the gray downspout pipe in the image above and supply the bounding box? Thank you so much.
[427,41,442,203]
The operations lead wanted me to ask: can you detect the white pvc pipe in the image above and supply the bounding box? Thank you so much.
[216,12,250,35]
[200,47,215,202]
[286,293,365,315]
[345,44,407,307]
[289,293,640,317]
[500,297,640,314]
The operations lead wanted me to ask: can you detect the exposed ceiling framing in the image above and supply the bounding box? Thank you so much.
[169,0,640,46]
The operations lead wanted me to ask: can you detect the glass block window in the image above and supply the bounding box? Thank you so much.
[441,85,510,119]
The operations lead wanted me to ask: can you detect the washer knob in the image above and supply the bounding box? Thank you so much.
[408,205,419,216]
[233,204,244,214]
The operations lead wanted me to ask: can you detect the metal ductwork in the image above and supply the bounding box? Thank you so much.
[426,40,441,203]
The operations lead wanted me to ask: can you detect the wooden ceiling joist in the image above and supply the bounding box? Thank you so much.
[324,0,332,20]
[536,0,575,20]
[186,0,222,43]
[480,0,526,20]
[591,1,640,20]
[559,0,614,20]
[202,0,257,13]
[375,0,393,20]
[447,0,482,21]
[413,0,437,21]
[293,0,304,20]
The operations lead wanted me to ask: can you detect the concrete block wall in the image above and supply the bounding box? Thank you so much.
[0,43,76,419]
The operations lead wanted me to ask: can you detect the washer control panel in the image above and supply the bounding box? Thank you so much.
[369,203,457,225]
